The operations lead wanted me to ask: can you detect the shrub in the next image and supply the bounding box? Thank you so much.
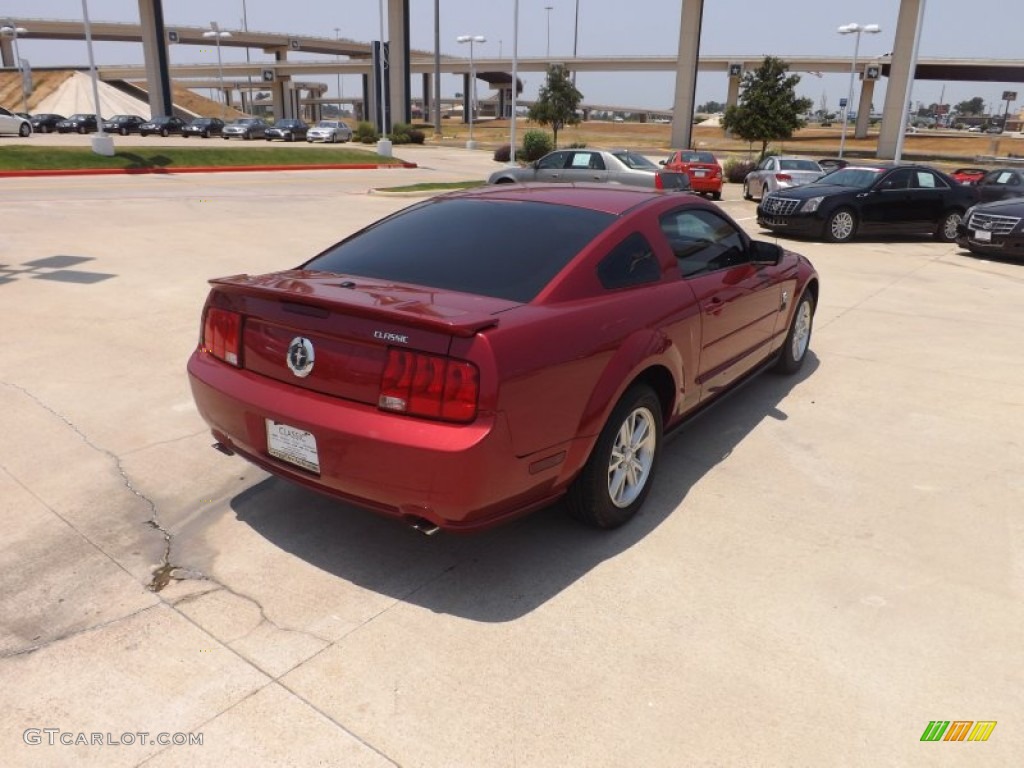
[522,130,553,161]
[408,128,426,144]
[355,121,380,143]
[493,144,511,162]
[567,141,587,149]
[388,122,412,144]
[723,158,756,184]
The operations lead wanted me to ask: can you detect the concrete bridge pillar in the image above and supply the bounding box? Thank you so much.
[670,0,704,149]
[387,0,411,126]
[878,0,924,158]
[856,76,876,138]
[1,37,14,68]
[137,0,173,116]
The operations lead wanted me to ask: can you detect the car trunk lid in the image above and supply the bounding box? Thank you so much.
[209,270,514,404]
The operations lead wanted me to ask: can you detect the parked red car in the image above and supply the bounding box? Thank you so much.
[950,167,987,185]
[188,185,818,533]
[661,150,723,200]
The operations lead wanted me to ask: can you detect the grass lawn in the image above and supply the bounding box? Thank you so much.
[374,180,486,193]
[0,145,409,171]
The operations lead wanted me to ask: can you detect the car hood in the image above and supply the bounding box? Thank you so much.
[768,182,860,199]
[972,197,1024,215]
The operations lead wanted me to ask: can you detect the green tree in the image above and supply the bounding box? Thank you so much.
[721,56,813,158]
[528,64,583,148]
[697,100,725,113]
[955,97,985,115]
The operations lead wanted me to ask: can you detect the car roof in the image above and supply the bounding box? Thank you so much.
[452,182,690,216]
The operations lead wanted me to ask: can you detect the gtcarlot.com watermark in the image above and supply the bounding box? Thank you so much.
[24,729,203,747]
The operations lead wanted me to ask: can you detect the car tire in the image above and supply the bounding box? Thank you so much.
[160,128,168,137]
[935,210,963,243]
[566,384,663,529]
[202,130,210,139]
[19,123,31,137]
[743,180,753,200]
[77,126,86,134]
[711,191,722,201]
[824,207,857,243]
[494,177,515,184]
[774,292,815,374]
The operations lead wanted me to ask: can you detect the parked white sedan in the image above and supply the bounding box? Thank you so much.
[0,106,32,137]
[306,120,353,143]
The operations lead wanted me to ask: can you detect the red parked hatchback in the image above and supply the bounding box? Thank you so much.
[188,184,818,533]
[661,150,723,200]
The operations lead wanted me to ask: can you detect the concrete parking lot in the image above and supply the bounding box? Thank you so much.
[1,145,1021,767]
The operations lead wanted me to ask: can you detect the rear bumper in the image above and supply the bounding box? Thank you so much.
[187,350,569,531]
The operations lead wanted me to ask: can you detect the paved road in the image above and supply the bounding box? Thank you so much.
[1,148,1021,766]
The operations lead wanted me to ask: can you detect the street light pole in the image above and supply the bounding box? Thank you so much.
[334,27,343,117]
[572,0,580,85]
[837,22,880,159]
[80,0,113,155]
[203,23,232,119]
[457,35,485,149]
[510,0,519,163]
[545,6,553,58]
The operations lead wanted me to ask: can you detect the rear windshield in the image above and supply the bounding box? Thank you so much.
[612,151,658,169]
[779,159,822,172]
[304,199,615,302]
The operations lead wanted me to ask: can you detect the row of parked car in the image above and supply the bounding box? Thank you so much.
[17,112,355,143]
[485,145,1023,259]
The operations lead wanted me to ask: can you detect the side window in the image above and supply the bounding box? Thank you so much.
[759,157,774,171]
[569,152,591,169]
[659,209,748,278]
[913,171,939,189]
[537,152,568,170]
[597,233,660,289]
[879,168,913,190]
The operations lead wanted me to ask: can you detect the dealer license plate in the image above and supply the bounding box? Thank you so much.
[972,229,992,242]
[266,420,320,474]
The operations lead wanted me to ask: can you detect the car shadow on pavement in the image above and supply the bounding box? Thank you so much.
[229,354,819,622]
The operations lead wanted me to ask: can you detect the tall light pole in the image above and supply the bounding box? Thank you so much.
[80,0,113,155]
[544,6,553,58]
[457,34,485,149]
[572,0,580,84]
[0,19,27,113]
[510,0,519,163]
[837,22,880,159]
[334,27,343,116]
[203,22,232,119]
[241,1,252,113]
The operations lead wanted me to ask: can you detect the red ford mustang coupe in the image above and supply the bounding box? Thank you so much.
[188,184,818,533]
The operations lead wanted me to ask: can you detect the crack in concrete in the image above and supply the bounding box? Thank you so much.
[0,381,207,593]
[0,603,162,659]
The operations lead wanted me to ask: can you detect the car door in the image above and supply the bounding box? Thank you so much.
[862,167,915,232]
[0,107,18,135]
[905,169,949,229]
[532,151,572,182]
[559,151,609,183]
[658,207,782,398]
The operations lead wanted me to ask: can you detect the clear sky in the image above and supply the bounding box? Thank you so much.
[5,0,1022,116]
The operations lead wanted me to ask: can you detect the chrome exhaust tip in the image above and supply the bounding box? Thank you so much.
[407,516,441,536]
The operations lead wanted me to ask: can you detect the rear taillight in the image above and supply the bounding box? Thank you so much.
[202,307,242,366]
[775,173,792,182]
[379,349,479,422]
[654,173,664,190]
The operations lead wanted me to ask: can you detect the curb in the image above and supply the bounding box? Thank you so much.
[0,162,418,178]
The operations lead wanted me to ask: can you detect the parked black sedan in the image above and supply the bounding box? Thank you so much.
[975,168,1024,203]
[56,114,100,134]
[102,114,147,135]
[182,117,225,138]
[139,115,189,137]
[956,198,1024,259]
[757,163,979,243]
[29,113,66,133]
[264,118,309,142]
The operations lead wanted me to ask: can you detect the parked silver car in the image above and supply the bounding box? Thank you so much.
[222,117,269,140]
[0,106,32,137]
[306,120,353,143]
[743,156,825,201]
[487,148,690,190]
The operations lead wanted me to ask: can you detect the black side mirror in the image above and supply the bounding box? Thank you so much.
[750,240,782,266]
